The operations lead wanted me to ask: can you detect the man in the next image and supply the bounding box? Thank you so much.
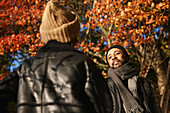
[106,45,162,113]
[0,1,113,113]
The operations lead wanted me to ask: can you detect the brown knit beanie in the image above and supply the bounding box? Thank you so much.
[40,0,80,43]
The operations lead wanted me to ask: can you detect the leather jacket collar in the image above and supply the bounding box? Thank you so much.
[37,40,82,54]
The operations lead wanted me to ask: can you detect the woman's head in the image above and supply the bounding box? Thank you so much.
[40,1,80,43]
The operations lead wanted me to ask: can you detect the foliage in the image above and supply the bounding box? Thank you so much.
[81,0,169,78]
[0,0,169,111]
[0,0,93,80]
[0,0,169,94]
[0,0,45,79]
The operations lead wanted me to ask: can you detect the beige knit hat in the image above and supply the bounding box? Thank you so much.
[40,0,80,43]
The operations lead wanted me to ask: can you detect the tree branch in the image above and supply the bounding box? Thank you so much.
[144,44,156,78]
[160,60,170,108]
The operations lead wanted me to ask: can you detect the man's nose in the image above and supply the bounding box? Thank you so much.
[112,55,116,60]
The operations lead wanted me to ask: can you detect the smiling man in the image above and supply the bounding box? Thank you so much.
[106,45,129,69]
[106,45,162,113]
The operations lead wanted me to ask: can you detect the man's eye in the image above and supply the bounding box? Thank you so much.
[115,52,120,55]
[108,56,111,59]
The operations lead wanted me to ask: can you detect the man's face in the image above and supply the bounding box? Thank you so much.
[107,48,125,68]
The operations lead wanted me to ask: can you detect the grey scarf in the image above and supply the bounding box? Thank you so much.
[108,62,144,113]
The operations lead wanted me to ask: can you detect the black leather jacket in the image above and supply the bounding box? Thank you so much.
[0,40,112,113]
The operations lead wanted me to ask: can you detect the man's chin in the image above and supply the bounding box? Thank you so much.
[112,65,121,69]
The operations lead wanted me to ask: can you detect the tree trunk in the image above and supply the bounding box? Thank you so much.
[137,43,167,96]
[153,45,167,96]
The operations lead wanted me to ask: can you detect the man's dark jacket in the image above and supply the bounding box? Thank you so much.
[0,40,112,113]
[106,62,162,113]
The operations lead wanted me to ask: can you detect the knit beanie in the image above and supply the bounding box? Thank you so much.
[106,45,129,64]
[40,0,80,43]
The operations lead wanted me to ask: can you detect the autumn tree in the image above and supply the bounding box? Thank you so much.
[0,0,89,80]
[0,0,47,80]
[0,0,169,111]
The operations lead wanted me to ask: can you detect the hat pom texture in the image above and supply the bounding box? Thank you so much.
[40,1,80,43]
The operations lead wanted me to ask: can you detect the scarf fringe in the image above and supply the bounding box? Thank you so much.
[127,106,144,113]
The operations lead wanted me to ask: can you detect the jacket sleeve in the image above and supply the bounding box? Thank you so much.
[139,77,162,113]
[0,69,19,113]
[150,85,162,113]
[83,60,113,113]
